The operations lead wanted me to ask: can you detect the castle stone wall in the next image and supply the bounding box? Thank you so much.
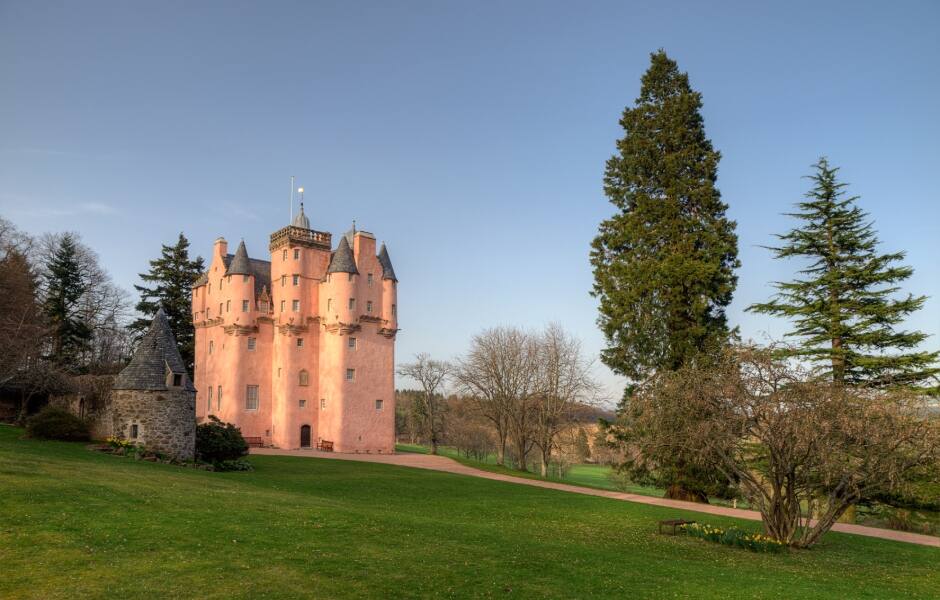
[111,389,196,461]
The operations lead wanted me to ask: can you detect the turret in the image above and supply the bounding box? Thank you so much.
[378,243,398,332]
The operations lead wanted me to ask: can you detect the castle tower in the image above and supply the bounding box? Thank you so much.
[111,308,196,461]
[192,203,398,453]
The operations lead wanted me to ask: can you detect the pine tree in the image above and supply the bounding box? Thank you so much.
[749,158,938,387]
[591,51,739,502]
[131,233,205,373]
[43,234,92,370]
[591,50,739,381]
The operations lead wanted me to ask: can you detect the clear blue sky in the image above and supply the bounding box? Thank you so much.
[2,1,938,401]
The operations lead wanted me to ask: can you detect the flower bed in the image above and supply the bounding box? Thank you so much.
[682,522,785,553]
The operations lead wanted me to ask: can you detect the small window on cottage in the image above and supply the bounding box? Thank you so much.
[348,337,357,349]
[320,399,326,410]
[294,249,300,259]
[246,385,259,410]
[366,300,373,313]
[375,399,383,411]
[292,299,300,312]
[296,338,304,348]
[217,385,222,409]
[367,273,373,287]
[299,399,306,408]
[247,337,256,351]
[299,370,309,386]
[346,368,355,381]
[242,299,249,312]
[348,298,355,310]
[172,373,182,387]
[293,274,299,286]
[130,424,139,439]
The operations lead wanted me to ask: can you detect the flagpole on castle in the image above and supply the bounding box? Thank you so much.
[290,175,295,223]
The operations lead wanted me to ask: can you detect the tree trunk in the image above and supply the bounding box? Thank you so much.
[514,437,529,472]
[540,451,550,477]
[495,430,506,466]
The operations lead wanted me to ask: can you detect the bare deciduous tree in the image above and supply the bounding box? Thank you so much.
[626,344,940,547]
[397,353,452,455]
[531,323,599,476]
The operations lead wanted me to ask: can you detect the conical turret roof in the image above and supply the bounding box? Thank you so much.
[327,236,359,275]
[225,240,251,276]
[292,203,310,229]
[378,243,398,281]
[113,308,194,391]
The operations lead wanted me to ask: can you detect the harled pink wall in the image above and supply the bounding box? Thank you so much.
[192,229,396,453]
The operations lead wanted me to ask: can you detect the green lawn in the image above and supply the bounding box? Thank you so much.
[2,426,938,599]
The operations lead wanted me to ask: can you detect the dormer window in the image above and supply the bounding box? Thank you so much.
[172,373,182,387]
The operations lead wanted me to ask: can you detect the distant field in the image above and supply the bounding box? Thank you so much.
[2,426,938,599]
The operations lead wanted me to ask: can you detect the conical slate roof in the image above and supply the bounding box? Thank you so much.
[292,203,310,229]
[225,240,251,276]
[113,308,195,391]
[377,243,398,282]
[327,236,359,275]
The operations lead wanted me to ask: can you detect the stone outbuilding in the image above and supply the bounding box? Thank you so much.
[110,308,196,461]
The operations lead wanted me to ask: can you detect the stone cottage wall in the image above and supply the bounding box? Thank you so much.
[110,389,196,461]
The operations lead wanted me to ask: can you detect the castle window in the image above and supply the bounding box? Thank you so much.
[320,399,326,410]
[346,368,355,381]
[348,337,357,349]
[277,367,281,377]
[130,424,139,439]
[299,370,309,386]
[375,399,383,411]
[348,298,356,310]
[247,337,256,351]
[243,275,248,282]
[226,300,230,312]
[368,273,373,287]
[294,249,300,259]
[207,308,211,319]
[207,386,213,410]
[366,301,373,313]
[246,385,259,410]
[292,299,300,312]
[209,340,214,354]
[242,300,249,312]
[219,302,223,315]
[296,338,304,348]
[299,399,306,408]
[281,275,286,287]
[172,373,182,387]
[392,304,397,317]
[217,385,222,409]
[260,300,269,313]
[283,249,288,261]
[280,300,285,312]
[293,275,299,286]
[327,298,332,311]
[219,278,222,289]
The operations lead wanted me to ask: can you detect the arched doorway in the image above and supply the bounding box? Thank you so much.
[300,425,311,448]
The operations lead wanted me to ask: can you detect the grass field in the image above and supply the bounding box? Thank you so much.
[2,425,939,599]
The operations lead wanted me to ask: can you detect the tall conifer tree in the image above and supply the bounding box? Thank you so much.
[749,158,938,387]
[591,50,739,381]
[43,233,92,370]
[132,233,205,373]
[591,51,739,501]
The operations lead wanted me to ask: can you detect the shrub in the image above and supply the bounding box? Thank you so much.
[25,407,90,442]
[213,459,254,472]
[683,522,785,553]
[196,416,248,463]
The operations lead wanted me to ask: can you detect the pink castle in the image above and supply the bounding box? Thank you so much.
[191,205,398,452]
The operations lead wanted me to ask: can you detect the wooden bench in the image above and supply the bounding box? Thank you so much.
[244,436,264,448]
[658,519,695,535]
[317,440,334,452]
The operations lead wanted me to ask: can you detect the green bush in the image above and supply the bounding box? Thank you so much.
[213,458,254,472]
[196,416,248,464]
[25,408,90,442]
